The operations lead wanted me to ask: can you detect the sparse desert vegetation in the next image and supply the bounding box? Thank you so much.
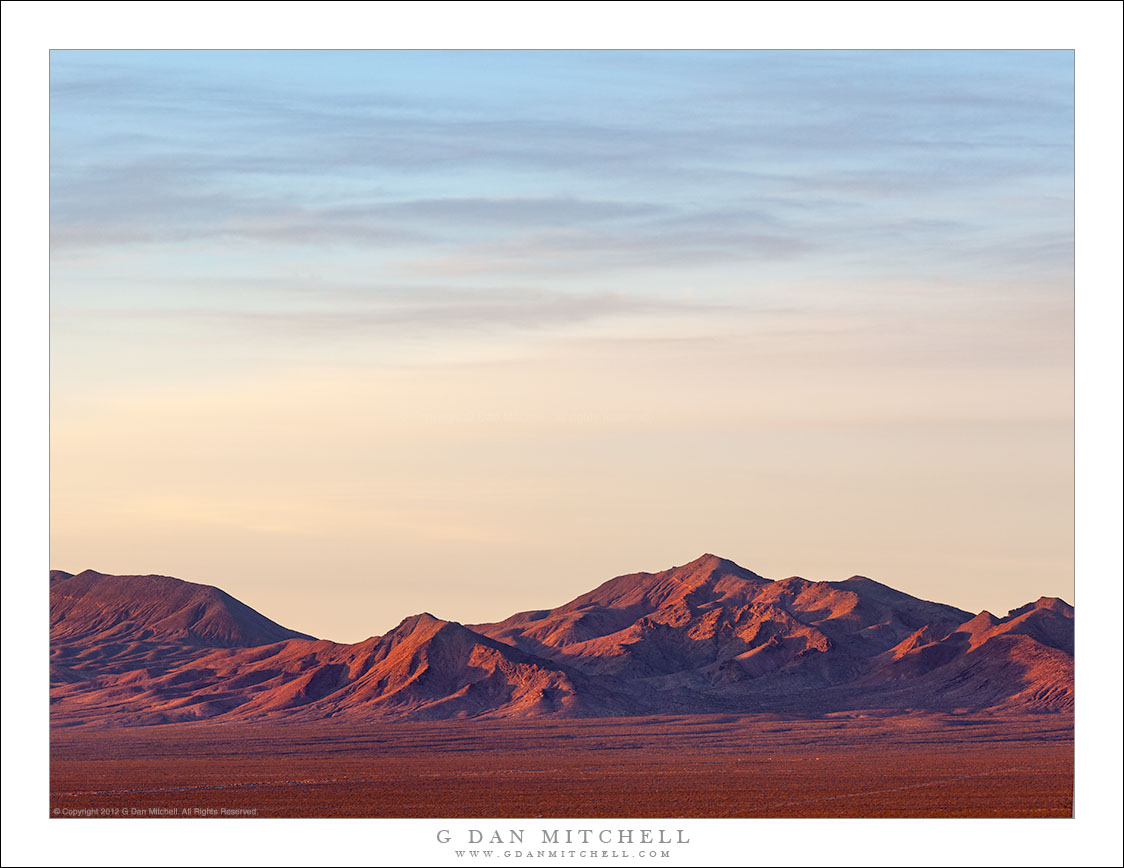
[50,712,1072,818]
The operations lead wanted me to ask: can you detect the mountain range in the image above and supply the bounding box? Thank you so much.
[49,554,1073,727]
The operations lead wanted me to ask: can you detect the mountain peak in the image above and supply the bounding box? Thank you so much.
[680,552,743,571]
[390,611,446,632]
[380,613,482,650]
[1006,596,1074,619]
[671,552,768,579]
[1032,596,1073,613]
[50,559,1075,724]
[50,569,313,651]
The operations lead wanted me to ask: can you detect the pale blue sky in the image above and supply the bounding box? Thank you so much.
[49,50,1074,641]
[51,50,1072,302]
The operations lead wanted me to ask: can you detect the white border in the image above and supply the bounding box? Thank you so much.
[3,3,1121,866]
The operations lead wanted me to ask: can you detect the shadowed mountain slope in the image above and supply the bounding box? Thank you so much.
[49,556,1073,727]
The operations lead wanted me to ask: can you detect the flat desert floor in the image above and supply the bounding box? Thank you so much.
[50,712,1073,818]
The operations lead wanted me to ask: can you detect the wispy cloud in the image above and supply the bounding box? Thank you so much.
[49,50,1074,351]
[50,185,666,250]
[50,50,1072,270]
[410,226,816,276]
[48,50,1076,642]
[53,285,730,340]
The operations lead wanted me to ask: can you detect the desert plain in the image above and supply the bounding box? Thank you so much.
[50,556,1073,819]
[51,711,1072,818]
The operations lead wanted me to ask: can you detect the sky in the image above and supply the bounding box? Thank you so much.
[49,50,1074,643]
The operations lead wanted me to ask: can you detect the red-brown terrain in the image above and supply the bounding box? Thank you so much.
[49,555,1073,818]
[50,713,1073,818]
[49,554,1073,726]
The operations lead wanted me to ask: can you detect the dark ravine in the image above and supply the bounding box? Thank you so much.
[49,554,1073,727]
